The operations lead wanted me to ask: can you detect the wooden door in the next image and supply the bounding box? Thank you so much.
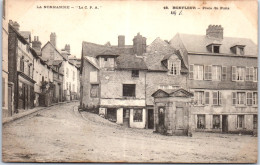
[148,109,154,129]
[222,115,228,133]
[123,109,130,127]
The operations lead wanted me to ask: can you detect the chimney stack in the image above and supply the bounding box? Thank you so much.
[12,21,20,31]
[50,32,56,47]
[65,44,70,54]
[206,25,224,39]
[118,35,125,47]
[133,33,146,56]
[32,36,42,52]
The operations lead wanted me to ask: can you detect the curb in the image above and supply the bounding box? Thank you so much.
[2,101,79,125]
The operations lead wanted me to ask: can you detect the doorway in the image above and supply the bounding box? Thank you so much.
[123,109,130,127]
[222,115,228,133]
[158,107,165,127]
[148,109,154,129]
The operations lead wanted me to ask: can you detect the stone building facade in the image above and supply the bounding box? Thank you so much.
[8,22,35,112]
[170,25,258,134]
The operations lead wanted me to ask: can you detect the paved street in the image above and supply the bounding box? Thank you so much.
[2,102,257,163]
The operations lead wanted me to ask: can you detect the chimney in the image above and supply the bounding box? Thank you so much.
[12,21,20,31]
[133,33,146,56]
[32,36,42,52]
[50,32,56,47]
[65,44,70,54]
[206,25,223,39]
[118,35,125,47]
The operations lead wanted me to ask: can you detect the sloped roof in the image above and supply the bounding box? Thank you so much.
[82,41,147,70]
[170,33,257,56]
[84,56,99,70]
[20,31,31,41]
[144,37,186,71]
[52,60,63,66]
[41,41,67,61]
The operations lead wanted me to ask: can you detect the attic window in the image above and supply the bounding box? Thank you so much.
[104,57,108,61]
[132,70,139,77]
[213,45,220,53]
[238,47,244,55]
[168,60,181,76]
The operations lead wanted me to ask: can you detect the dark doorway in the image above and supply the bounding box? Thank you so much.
[148,109,154,129]
[123,109,130,127]
[222,115,228,133]
[158,107,165,127]
[107,108,117,122]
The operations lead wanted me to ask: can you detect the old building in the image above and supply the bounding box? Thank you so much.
[8,22,35,112]
[41,33,79,101]
[170,25,258,134]
[81,34,150,128]
[144,38,189,129]
[2,0,11,117]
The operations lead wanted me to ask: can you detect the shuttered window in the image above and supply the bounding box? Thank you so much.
[232,92,237,105]
[247,92,253,105]
[232,66,236,81]
[189,64,194,79]
[205,92,210,105]
[204,66,212,80]
[222,66,227,80]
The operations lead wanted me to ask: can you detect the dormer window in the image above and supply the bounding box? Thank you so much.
[207,43,221,53]
[168,60,181,75]
[230,45,245,55]
[213,45,220,53]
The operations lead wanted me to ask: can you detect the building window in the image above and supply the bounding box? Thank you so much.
[213,115,220,129]
[247,92,253,105]
[197,115,205,129]
[246,67,254,81]
[238,47,244,55]
[133,109,143,122]
[194,91,204,105]
[20,57,24,72]
[100,57,115,70]
[253,67,258,82]
[205,92,210,105]
[212,66,221,81]
[213,45,220,53]
[168,60,181,75]
[253,115,257,129]
[90,84,99,98]
[132,70,139,77]
[204,65,212,80]
[222,66,227,80]
[237,115,244,129]
[237,92,246,105]
[253,92,258,105]
[232,66,245,81]
[194,65,204,80]
[213,91,222,105]
[123,84,136,97]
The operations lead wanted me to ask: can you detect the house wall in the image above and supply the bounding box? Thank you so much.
[188,54,258,133]
[146,72,188,106]
[63,61,78,100]
[2,11,9,117]
[41,43,63,61]
[80,59,100,109]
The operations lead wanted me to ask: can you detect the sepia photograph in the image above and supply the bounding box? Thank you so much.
[2,0,258,163]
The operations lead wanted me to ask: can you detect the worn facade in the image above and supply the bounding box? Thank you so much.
[170,25,258,134]
[8,22,35,112]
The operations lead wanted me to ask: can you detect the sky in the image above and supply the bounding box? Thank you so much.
[7,0,257,58]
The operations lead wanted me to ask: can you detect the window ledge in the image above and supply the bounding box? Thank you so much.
[194,105,205,107]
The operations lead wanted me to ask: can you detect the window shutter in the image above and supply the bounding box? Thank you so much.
[247,92,253,105]
[189,64,194,79]
[204,66,208,80]
[205,91,210,104]
[249,67,254,81]
[213,91,218,105]
[219,91,222,105]
[208,65,212,80]
[253,67,258,82]
[232,66,237,81]
[232,92,237,105]
[222,66,227,80]
[246,67,250,81]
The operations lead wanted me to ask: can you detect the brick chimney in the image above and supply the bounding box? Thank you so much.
[50,32,56,47]
[133,33,146,55]
[118,35,125,47]
[32,36,42,52]
[206,25,223,39]
[12,21,20,31]
[65,44,70,54]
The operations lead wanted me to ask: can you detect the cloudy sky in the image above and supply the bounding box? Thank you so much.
[7,0,257,58]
